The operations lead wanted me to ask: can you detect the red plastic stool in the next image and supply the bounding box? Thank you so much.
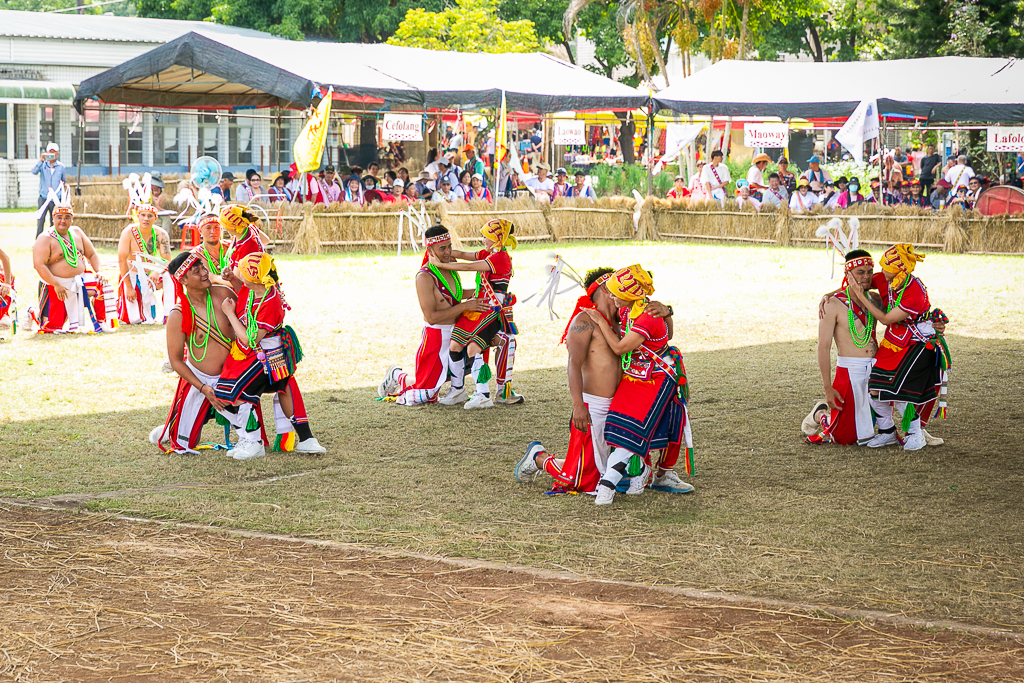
[180,224,201,250]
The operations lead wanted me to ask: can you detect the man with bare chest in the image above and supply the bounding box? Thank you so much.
[378,224,489,405]
[117,203,172,324]
[514,268,687,494]
[31,197,108,333]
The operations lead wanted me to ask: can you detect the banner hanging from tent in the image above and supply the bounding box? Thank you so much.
[743,123,789,148]
[553,120,586,145]
[382,113,423,141]
[835,99,879,163]
[987,127,1024,152]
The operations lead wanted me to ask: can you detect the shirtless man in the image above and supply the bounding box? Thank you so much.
[194,213,231,282]
[32,198,108,333]
[117,203,172,324]
[378,224,490,405]
[514,268,688,494]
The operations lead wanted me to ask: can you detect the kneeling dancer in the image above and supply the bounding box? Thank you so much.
[214,252,325,458]
[584,265,694,505]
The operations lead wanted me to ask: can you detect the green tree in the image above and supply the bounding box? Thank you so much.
[387,0,540,53]
[498,0,574,59]
[875,0,1024,59]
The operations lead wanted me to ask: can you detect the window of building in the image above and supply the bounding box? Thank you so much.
[39,106,55,150]
[119,107,142,166]
[70,106,100,166]
[198,114,219,159]
[0,105,7,158]
[229,115,252,165]
[153,113,179,166]
[272,112,291,165]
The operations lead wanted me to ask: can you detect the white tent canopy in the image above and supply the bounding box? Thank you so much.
[653,57,1024,123]
[74,31,649,113]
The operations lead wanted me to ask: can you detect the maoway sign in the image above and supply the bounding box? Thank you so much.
[382,113,422,141]
[743,123,789,149]
[987,127,1024,152]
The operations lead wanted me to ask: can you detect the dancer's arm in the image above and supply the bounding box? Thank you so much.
[415,271,489,326]
[565,313,593,431]
[582,308,645,355]
[848,279,911,325]
[0,247,11,296]
[166,309,227,411]
[428,251,492,272]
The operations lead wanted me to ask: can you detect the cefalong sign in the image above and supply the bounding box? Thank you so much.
[987,127,1024,152]
[382,113,422,141]
[743,123,789,148]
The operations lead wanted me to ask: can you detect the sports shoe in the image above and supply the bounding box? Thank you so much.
[866,431,898,448]
[294,437,326,454]
[464,394,494,410]
[378,365,402,398]
[802,402,829,435]
[903,431,926,451]
[650,469,695,494]
[439,386,468,405]
[229,440,266,461]
[626,465,649,495]
[496,385,525,405]
[149,425,167,447]
[922,428,944,446]
[595,486,616,506]
[515,441,544,482]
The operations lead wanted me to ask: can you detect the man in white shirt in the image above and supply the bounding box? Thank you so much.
[789,178,820,213]
[801,155,833,187]
[760,172,788,208]
[746,153,771,192]
[526,163,555,201]
[700,150,731,206]
[943,155,975,191]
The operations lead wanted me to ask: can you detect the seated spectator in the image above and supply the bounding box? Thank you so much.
[777,156,797,194]
[552,168,572,199]
[949,185,972,210]
[967,176,983,206]
[526,163,555,201]
[930,179,951,210]
[908,179,929,208]
[284,169,301,199]
[747,153,771,193]
[465,172,492,202]
[366,161,382,182]
[801,155,832,187]
[211,172,235,200]
[391,178,405,197]
[789,178,819,212]
[415,171,434,195]
[318,165,341,204]
[267,173,292,202]
[432,178,454,203]
[866,179,887,204]
[383,170,397,191]
[820,180,840,209]
[835,177,864,209]
[362,175,379,193]
[944,154,974,190]
[453,170,472,201]
[701,149,731,206]
[396,167,410,187]
[760,172,788,208]
[667,174,690,200]
[897,180,912,205]
[735,179,760,211]
[688,160,707,201]
[567,170,596,200]
[403,181,420,203]
[343,174,364,204]
[235,169,258,203]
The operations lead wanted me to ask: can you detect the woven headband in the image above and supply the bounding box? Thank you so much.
[845,256,873,272]
[425,233,451,246]
[173,251,202,281]
[587,272,613,297]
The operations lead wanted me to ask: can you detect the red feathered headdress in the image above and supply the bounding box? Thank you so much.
[560,272,613,344]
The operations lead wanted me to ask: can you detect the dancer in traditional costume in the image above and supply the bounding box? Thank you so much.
[214,252,326,459]
[117,202,172,324]
[218,204,269,272]
[514,268,686,495]
[426,218,523,409]
[196,213,232,282]
[378,224,490,406]
[583,265,695,505]
[847,244,951,451]
[31,192,110,333]
[0,246,14,337]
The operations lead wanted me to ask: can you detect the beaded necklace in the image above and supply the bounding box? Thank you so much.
[428,263,462,303]
[887,276,911,313]
[845,287,874,348]
[620,315,637,371]
[243,288,269,349]
[201,243,230,276]
[51,229,79,268]
[187,291,218,362]
[132,224,158,256]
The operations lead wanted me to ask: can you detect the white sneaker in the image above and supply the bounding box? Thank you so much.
[515,441,544,482]
[866,431,898,448]
[903,431,926,451]
[149,425,167,447]
[595,486,616,506]
[922,428,944,446]
[378,365,402,398]
[464,394,494,410]
[294,437,326,454]
[230,440,266,461]
[650,469,695,494]
[496,388,525,405]
[626,465,649,495]
[439,386,469,405]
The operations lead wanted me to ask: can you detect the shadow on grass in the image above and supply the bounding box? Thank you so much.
[2,334,1023,629]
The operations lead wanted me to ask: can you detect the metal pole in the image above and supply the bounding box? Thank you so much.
[646,98,654,196]
[75,113,84,195]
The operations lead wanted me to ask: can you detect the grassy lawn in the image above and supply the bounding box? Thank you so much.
[2,213,1023,631]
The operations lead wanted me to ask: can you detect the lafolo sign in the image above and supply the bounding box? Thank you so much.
[987,127,1024,152]
[382,114,423,141]
[743,123,789,149]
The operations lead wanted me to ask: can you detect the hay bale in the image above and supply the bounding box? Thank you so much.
[292,204,321,255]
[548,197,634,241]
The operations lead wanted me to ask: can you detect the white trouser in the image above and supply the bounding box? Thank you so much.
[583,392,612,476]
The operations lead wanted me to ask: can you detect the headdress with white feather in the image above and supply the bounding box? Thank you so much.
[815,216,860,278]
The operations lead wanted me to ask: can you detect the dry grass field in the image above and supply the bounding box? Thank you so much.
[1,211,1023,680]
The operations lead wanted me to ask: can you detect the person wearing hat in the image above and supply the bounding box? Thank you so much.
[836,177,864,209]
[667,174,690,200]
[436,153,461,190]
[735,179,760,211]
[552,167,572,199]
[747,153,772,194]
[526,163,555,201]
[466,172,492,202]
[820,179,841,209]
[700,150,732,206]
[800,155,833,187]
[567,169,596,200]
[212,172,235,201]
[32,142,67,236]
[268,172,293,203]
[776,156,797,194]
[897,180,913,205]
[432,177,454,203]
[149,173,175,235]
[866,179,887,204]
[415,171,434,196]
[929,179,951,210]
[317,165,341,204]
[789,177,820,213]
[908,179,929,208]
[343,174,364,205]
[463,144,485,180]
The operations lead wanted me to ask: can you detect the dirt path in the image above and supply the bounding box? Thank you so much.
[2,507,1021,683]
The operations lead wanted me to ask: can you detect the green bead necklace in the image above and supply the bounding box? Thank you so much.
[845,286,874,349]
[620,317,635,370]
[428,263,462,302]
[187,292,217,363]
[887,276,911,313]
[52,229,79,268]
[243,288,269,349]
[202,243,230,276]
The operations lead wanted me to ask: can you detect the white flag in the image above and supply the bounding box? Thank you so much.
[835,99,879,162]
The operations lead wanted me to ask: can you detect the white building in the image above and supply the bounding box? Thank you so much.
[0,9,298,207]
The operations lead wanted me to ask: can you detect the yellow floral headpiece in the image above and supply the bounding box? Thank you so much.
[606,264,655,320]
[481,218,517,251]
[880,243,925,289]
[219,204,250,236]
[238,252,275,287]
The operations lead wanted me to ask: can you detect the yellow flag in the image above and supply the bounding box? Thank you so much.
[293,88,332,173]
[494,91,506,181]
